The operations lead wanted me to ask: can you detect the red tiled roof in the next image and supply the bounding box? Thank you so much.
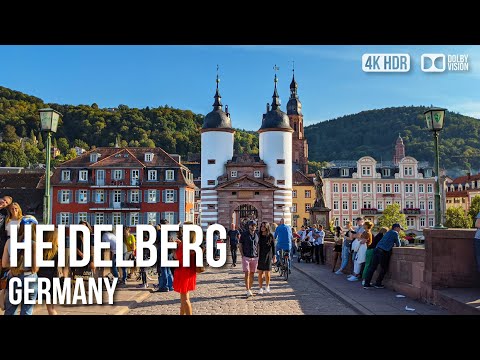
[293,170,314,185]
[446,191,468,197]
[451,173,480,184]
[0,173,44,189]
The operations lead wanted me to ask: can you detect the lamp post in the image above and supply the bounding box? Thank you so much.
[39,108,62,224]
[424,107,447,229]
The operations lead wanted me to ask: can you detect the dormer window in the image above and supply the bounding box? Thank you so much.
[404,166,414,176]
[254,170,261,178]
[79,170,88,182]
[231,171,238,178]
[61,170,71,182]
[382,168,391,177]
[424,169,432,177]
[90,153,100,163]
[341,168,349,177]
[361,166,371,176]
[145,153,154,162]
[165,170,174,181]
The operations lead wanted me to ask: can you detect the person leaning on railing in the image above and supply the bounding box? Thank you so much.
[474,211,480,273]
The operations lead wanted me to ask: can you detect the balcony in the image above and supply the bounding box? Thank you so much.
[91,180,141,188]
[89,202,141,211]
[403,208,421,215]
[382,193,395,197]
[361,208,379,215]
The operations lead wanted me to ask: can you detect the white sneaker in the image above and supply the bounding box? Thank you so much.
[246,290,252,298]
[361,280,365,286]
[348,276,359,282]
[258,288,264,295]
[265,286,271,293]
[335,270,343,275]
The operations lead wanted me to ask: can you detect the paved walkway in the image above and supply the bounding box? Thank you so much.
[292,261,449,315]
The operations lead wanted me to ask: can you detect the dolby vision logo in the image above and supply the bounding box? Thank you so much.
[421,54,446,72]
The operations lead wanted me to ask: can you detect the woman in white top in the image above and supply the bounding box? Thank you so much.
[6,202,23,240]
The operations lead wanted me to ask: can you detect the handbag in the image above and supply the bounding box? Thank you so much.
[196,266,205,273]
[0,289,6,311]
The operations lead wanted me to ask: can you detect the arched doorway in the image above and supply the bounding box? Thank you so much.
[233,204,258,231]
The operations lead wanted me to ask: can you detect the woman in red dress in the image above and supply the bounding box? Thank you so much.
[173,226,197,315]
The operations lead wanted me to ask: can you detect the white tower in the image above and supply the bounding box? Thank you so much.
[259,70,293,225]
[200,71,234,229]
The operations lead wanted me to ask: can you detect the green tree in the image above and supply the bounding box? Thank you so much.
[308,160,329,174]
[37,132,44,150]
[377,203,407,230]
[53,137,58,149]
[57,137,70,154]
[91,103,99,109]
[0,142,28,167]
[2,125,18,143]
[468,195,480,228]
[445,206,472,228]
[29,129,37,144]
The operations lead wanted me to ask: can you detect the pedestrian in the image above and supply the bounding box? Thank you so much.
[274,218,292,271]
[239,220,259,298]
[474,211,480,272]
[154,221,174,292]
[137,232,149,288]
[332,226,343,272]
[363,223,402,289]
[362,226,388,282]
[227,223,240,267]
[124,227,136,280]
[313,224,325,265]
[173,226,197,315]
[0,195,13,274]
[257,222,276,294]
[2,215,39,315]
[5,202,22,241]
[72,221,95,282]
[37,227,59,315]
[348,220,373,282]
[102,229,119,283]
[335,221,354,275]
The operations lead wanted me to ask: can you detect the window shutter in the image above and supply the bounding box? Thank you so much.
[57,191,61,203]
[105,214,112,225]
[156,212,160,225]
[156,190,160,203]
[121,191,126,203]
[144,213,149,224]
[75,190,79,203]
[127,190,131,202]
[86,190,90,203]
[144,190,149,203]
[56,213,60,225]
[74,213,78,224]
[69,213,73,225]
[138,190,142,203]
[68,190,73,204]
[162,190,166,203]
[173,190,178,203]
[173,212,178,224]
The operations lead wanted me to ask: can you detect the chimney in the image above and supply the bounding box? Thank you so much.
[266,103,270,112]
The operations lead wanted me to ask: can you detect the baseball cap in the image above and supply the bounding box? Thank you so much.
[392,223,404,230]
[248,220,257,227]
[20,215,39,225]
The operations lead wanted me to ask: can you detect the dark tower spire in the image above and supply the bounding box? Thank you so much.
[213,64,222,108]
[271,64,281,110]
[290,61,298,99]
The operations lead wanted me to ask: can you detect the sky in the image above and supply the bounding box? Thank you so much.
[0,45,479,131]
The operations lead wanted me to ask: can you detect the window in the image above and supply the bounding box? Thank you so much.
[61,170,71,181]
[195,190,200,197]
[352,201,358,210]
[420,217,426,227]
[377,201,383,211]
[362,184,371,193]
[165,170,174,181]
[428,218,434,227]
[386,200,392,206]
[113,190,122,203]
[343,218,349,227]
[95,213,104,225]
[277,159,285,164]
[427,184,433,193]
[385,184,391,193]
[147,212,156,225]
[424,169,432,177]
[305,190,311,198]
[333,183,339,193]
[113,213,122,225]
[333,201,339,210]
[342,184,347,193]
[208,159,216,164]
[405,184,413,193]
[131,170,140,185]
[165,190,175,203]
[78,190,88,203]
[95,190,104,203]
[342,201,348,210]
[404,166,413,176]
[78,212,88,223]
[130,213,139,226]
[79,170,88,182]
[113,170,123,180]
[376,184,382,193]
[292,190,297,198]
[59,213,70,225]
[419,184,425,193]
[352,184,357,193]
[363,201,372,208]
[382,168,391,177]
[254,170,261,178]
[254,191,260,195]
[60,190,70,204]
[362,166,371,176]
[231,171,238,178]
[130,190,139,203]
[335,218,340,226]
[277,180,285,185]
[341,168,349,177]
[407,218,415,227]
[292,204,297,213]
[406,201,415,208]
[90,153,99,163]
[208,180,215,185]
[428,201,433,210]
[305,204,311,212]
[165,212,175,224]
[395,200,401,206]
[148,190,157,203]
[148,170,157,181]
[394,184,399,193]
[145,153,153,162]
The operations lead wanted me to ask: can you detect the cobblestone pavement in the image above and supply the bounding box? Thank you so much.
[128,263,359,315]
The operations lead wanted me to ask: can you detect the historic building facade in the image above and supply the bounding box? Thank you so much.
[322,136,436,231]
[291,170,315,228]
[445,172,480,213]
[200,73,294,229]
[51,147,195,232]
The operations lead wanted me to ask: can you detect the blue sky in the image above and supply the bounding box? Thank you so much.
[0,45,478,131]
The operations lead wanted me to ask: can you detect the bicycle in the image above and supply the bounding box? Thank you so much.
[276,249,290,281]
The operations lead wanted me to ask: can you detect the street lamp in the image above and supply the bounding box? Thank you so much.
[39,108,62,224]
[424,107,447,229]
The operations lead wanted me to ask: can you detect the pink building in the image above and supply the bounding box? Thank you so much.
[322,136,436,231]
